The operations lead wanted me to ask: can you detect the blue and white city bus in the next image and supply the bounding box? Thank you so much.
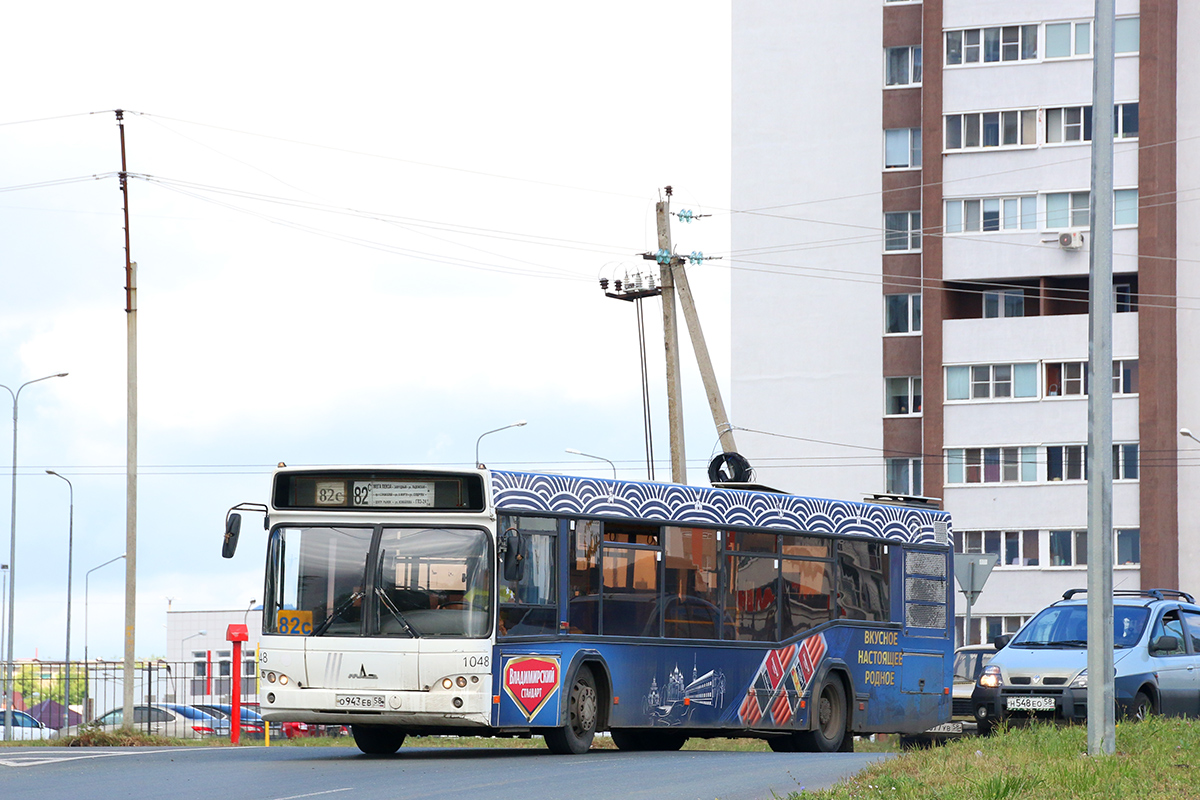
[223,466,954,754]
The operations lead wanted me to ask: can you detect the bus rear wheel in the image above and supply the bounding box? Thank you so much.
[800,677,850,753]
[544,666,598,754]
[351,724,406,755]
[610,729,687,751]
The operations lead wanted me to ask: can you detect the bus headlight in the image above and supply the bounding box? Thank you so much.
[978,666,1003,689]
[1070,670,1087,689]
[442,678,454,690]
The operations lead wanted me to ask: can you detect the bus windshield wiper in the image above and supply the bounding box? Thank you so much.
[311,590,364,637]
[376,588,420,638]
[1045,639,1088,647]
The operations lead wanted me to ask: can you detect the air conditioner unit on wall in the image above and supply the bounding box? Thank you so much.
[1059,231,1084,250]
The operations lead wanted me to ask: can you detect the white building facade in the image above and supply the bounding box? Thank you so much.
[732,0,1200,645]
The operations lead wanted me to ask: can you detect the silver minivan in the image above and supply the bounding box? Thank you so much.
[971,588,1200,733]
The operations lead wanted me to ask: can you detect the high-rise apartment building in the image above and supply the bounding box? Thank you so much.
[731,1,1199,644]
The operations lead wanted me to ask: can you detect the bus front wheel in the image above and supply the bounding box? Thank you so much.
[544,665,598,754]
[351,724,406,755]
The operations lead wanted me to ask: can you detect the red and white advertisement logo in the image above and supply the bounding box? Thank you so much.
[502,656,560,721]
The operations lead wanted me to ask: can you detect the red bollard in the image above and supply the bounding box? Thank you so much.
[226,624,249,744]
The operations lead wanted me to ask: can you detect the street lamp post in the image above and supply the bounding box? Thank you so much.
[84,553,125,721]
[474,421,527,469]
[565,448,618,480]
[45,470,73,729]
[2,372,68,741]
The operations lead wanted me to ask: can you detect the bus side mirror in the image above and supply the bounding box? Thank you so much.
[992,634,1012,650]
[222,513,242,559]
[502,528,524,582]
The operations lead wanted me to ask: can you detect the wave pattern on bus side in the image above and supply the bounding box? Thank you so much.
[490,471,947,544]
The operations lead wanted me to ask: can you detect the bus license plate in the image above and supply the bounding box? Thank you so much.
[927,722,963,734]
[336,694,385,709]
[1006,696,1055,711]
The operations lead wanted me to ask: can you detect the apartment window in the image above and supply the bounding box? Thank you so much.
[1114,17,1139,54]
[1045,362,1085,397]
[885,127,921,169]
[946,447,1037,484]
[945,25,1037,65]
[954,530,1001,556]
[1114,189,1138,226]
[1047,445,1085,481]
[1114,360,1139,392]
[1115,284,1138,313]
[1002,530,1040,566]
[1116,104,1139,138]
[1116,529,1140,565]
[1045,21,1091,58]
[885,293,921,334]
[1114,443,1139,480]
[1046,104,1138,144]
[1046,192,1090,229]
[945,110,1036,150]
[885,211,921,251]
[959,615,1028,647]
[946,363,1036,400]
[886,46,922,86]
[885,376,922,415]
[983,289,1024,318]
[1046,360,1138,397]
[945,196,1036,233]
[1049,530,1087,567]
[1046,106,1090,143]
[886,458,922,496]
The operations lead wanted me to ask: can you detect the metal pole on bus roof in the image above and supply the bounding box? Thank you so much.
[1086,0,1116,757]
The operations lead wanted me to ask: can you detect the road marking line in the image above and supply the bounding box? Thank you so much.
[272,789,354,800]
[0,748,211,768]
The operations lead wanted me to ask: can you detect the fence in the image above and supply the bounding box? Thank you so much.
[1,658,258,726]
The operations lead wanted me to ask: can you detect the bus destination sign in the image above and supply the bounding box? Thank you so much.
[275,470,485,512]
[351,481,435,508]
[311,480,436,507]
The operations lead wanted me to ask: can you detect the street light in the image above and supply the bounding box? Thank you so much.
[1181,428,1200,446]
[475,420,527,469]
[45,470,74,730]
[565,448,618,480]
[2,371,68,741]
[84,553,125,721]
[0,564,7,688]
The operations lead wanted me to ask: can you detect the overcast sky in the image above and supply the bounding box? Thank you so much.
[0,2,733,660]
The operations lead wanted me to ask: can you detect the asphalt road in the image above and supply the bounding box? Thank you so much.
[0,745,892,800]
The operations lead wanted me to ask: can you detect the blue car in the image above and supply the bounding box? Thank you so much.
[193,703,265,738]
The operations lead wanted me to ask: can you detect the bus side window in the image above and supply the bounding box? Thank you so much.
[568,520,601,634]
[498,516,558,637]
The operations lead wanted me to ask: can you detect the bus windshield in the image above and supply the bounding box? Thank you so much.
[267,526,492,638]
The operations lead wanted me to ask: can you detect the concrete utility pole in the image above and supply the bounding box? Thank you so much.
[116,109,138,731]
[656,191,687,483]
[652,187,738,483]
[1085,0,1116,757]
